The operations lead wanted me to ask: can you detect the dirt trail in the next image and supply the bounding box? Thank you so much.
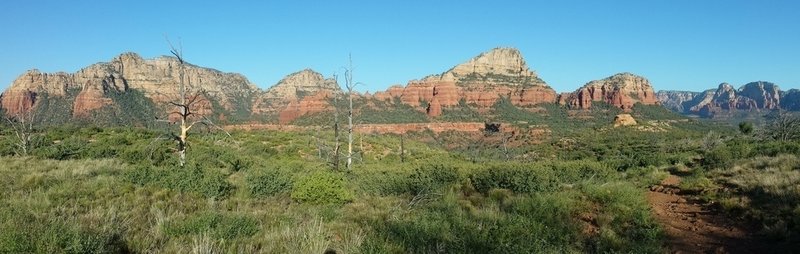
[647,175,769,254]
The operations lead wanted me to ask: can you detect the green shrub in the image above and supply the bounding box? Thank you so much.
[246,168,293,197]
[354,170,411,195]
[124,164,234,199]
[582,182,662,253]
[703,146,734,169]
[291,171,353,205]
[378,191,581,253]
[34,136,89,160]
[408,164,462,195]
[0,209,128,253]
[164,212,259,240]
[470,164,553,194]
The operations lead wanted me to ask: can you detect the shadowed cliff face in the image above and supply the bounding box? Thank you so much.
[657,81,796,118]
[656,91,699,113]
[562,73,659,111]
[782,89,800,111]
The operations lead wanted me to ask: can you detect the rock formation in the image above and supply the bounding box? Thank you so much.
[373,47,557,116]
[13,47,794,125]
[251,69,341,124]
[564,73,658,110]
[656,81,798,118]
[738,81,781,109]
[656,90,699,112]
[1,52,259,120]
[613,114,637,127]
[781,89,800,111]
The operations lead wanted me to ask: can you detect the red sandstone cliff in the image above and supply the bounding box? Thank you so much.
[564,73,658,110]
[373,48,558,116]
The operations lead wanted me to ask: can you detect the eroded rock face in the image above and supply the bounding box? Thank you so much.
[656,90,699,113]
[373,85,404,102]
[251,69,341,123]
[1,52,259,119]
[673,81,788,117]
[781,89,800,111]
[445,47,537,81]
[378,47,557,116]
[739,81,781,109]
[276,90,339,124]
[72,86,112,118]
[566,73,658,110]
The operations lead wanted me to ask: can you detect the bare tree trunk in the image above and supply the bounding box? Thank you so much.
[332,87,341,171]
[177,49,188,167]
[315,127,323,159]
[347,91,353,170]
[502,133,510,161]
[400,134,405,163]
[164,37,230,167]
[345,55,357,171]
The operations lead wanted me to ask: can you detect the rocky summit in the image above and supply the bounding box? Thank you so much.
[561,73,659,110]
[657,81,795,118]
[251,69,341,123]
[372,47,557,116]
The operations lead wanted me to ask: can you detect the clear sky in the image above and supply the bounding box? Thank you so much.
[1,0,798,93]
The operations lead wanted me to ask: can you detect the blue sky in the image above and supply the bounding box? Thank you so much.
[1,0,798,93]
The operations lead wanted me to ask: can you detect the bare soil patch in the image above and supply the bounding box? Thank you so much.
[647,175,772,254]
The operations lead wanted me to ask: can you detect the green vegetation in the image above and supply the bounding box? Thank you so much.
[293,96,429,125]
[1,106,798,252]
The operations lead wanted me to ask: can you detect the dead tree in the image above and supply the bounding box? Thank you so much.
[343,55,361,171]
[332,75,341,171]
[762,111,800,141]
[501,133,511,161]
[314,127,323,159]
[163,38,229,167]
[4,110,37,156]
[400,134,405,163]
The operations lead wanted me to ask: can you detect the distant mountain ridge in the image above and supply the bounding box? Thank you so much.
[657,81,797,118]
[1,47,661,125]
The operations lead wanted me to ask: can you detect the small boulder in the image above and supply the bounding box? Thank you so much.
[613,114,637,127]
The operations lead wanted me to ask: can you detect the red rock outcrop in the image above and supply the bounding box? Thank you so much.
[373,85,405,102]
[252,69,341,124]
[1,70,74,116]
[1,53,258,119]
[72,86,112,118]
[566,73,658,110]
[0,90,37,116]
[278,90,337,124]
[376,48,557,116]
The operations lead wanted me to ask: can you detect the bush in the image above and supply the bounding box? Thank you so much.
[0,209,128,253]
[291,171,353,205]
[377,191,582,253]
[246,168,293,197]
[124,164,234,199]
[408,164,462,195]
[34,136,89,160]
[471,164,549,194]
[164,212,259,240]
[703,146,734,169]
